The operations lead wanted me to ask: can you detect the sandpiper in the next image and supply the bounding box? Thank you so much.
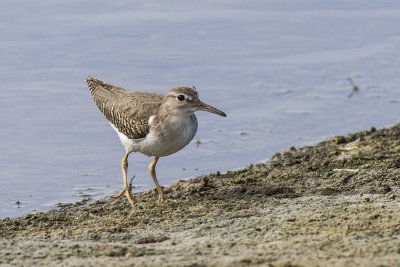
[86,77,226,205]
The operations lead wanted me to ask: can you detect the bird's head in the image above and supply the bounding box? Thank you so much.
[162,86,226,117]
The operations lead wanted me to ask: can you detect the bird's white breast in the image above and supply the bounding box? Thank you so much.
[109,114,198,157]
[143,114,198,157]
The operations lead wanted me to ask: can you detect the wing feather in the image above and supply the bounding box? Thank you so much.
[86,77,163,139]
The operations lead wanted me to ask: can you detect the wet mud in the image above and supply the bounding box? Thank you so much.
[1,125,399,266]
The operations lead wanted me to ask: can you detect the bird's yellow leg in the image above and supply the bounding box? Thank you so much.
[148,156,164,202]
[112,152,137,206]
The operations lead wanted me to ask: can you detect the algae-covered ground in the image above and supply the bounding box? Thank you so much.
[1,125,399,266]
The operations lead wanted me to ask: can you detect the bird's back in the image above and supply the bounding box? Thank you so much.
[86,77,163,139]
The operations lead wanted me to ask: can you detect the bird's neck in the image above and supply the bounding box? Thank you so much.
[151,107,197,133]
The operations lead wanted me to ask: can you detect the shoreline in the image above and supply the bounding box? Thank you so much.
[1,124,399,266]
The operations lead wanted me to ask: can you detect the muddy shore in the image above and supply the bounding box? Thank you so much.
[1,125,399,266]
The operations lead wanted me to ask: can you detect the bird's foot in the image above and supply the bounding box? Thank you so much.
[112,181,137,206]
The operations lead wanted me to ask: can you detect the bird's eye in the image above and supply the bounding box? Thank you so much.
[177,94,185,101]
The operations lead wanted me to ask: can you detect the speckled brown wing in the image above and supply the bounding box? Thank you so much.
[86,77,164,139]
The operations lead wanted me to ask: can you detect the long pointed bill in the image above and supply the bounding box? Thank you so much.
[196,101,227,117]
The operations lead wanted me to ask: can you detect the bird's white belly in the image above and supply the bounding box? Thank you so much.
[110,115,198,157]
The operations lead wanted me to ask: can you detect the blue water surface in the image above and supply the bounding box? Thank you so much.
[1,1,400,218]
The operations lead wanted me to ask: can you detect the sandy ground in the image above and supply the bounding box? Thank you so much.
[1,125,400,266]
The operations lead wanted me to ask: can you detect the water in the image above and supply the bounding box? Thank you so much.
[1,1,400,219]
